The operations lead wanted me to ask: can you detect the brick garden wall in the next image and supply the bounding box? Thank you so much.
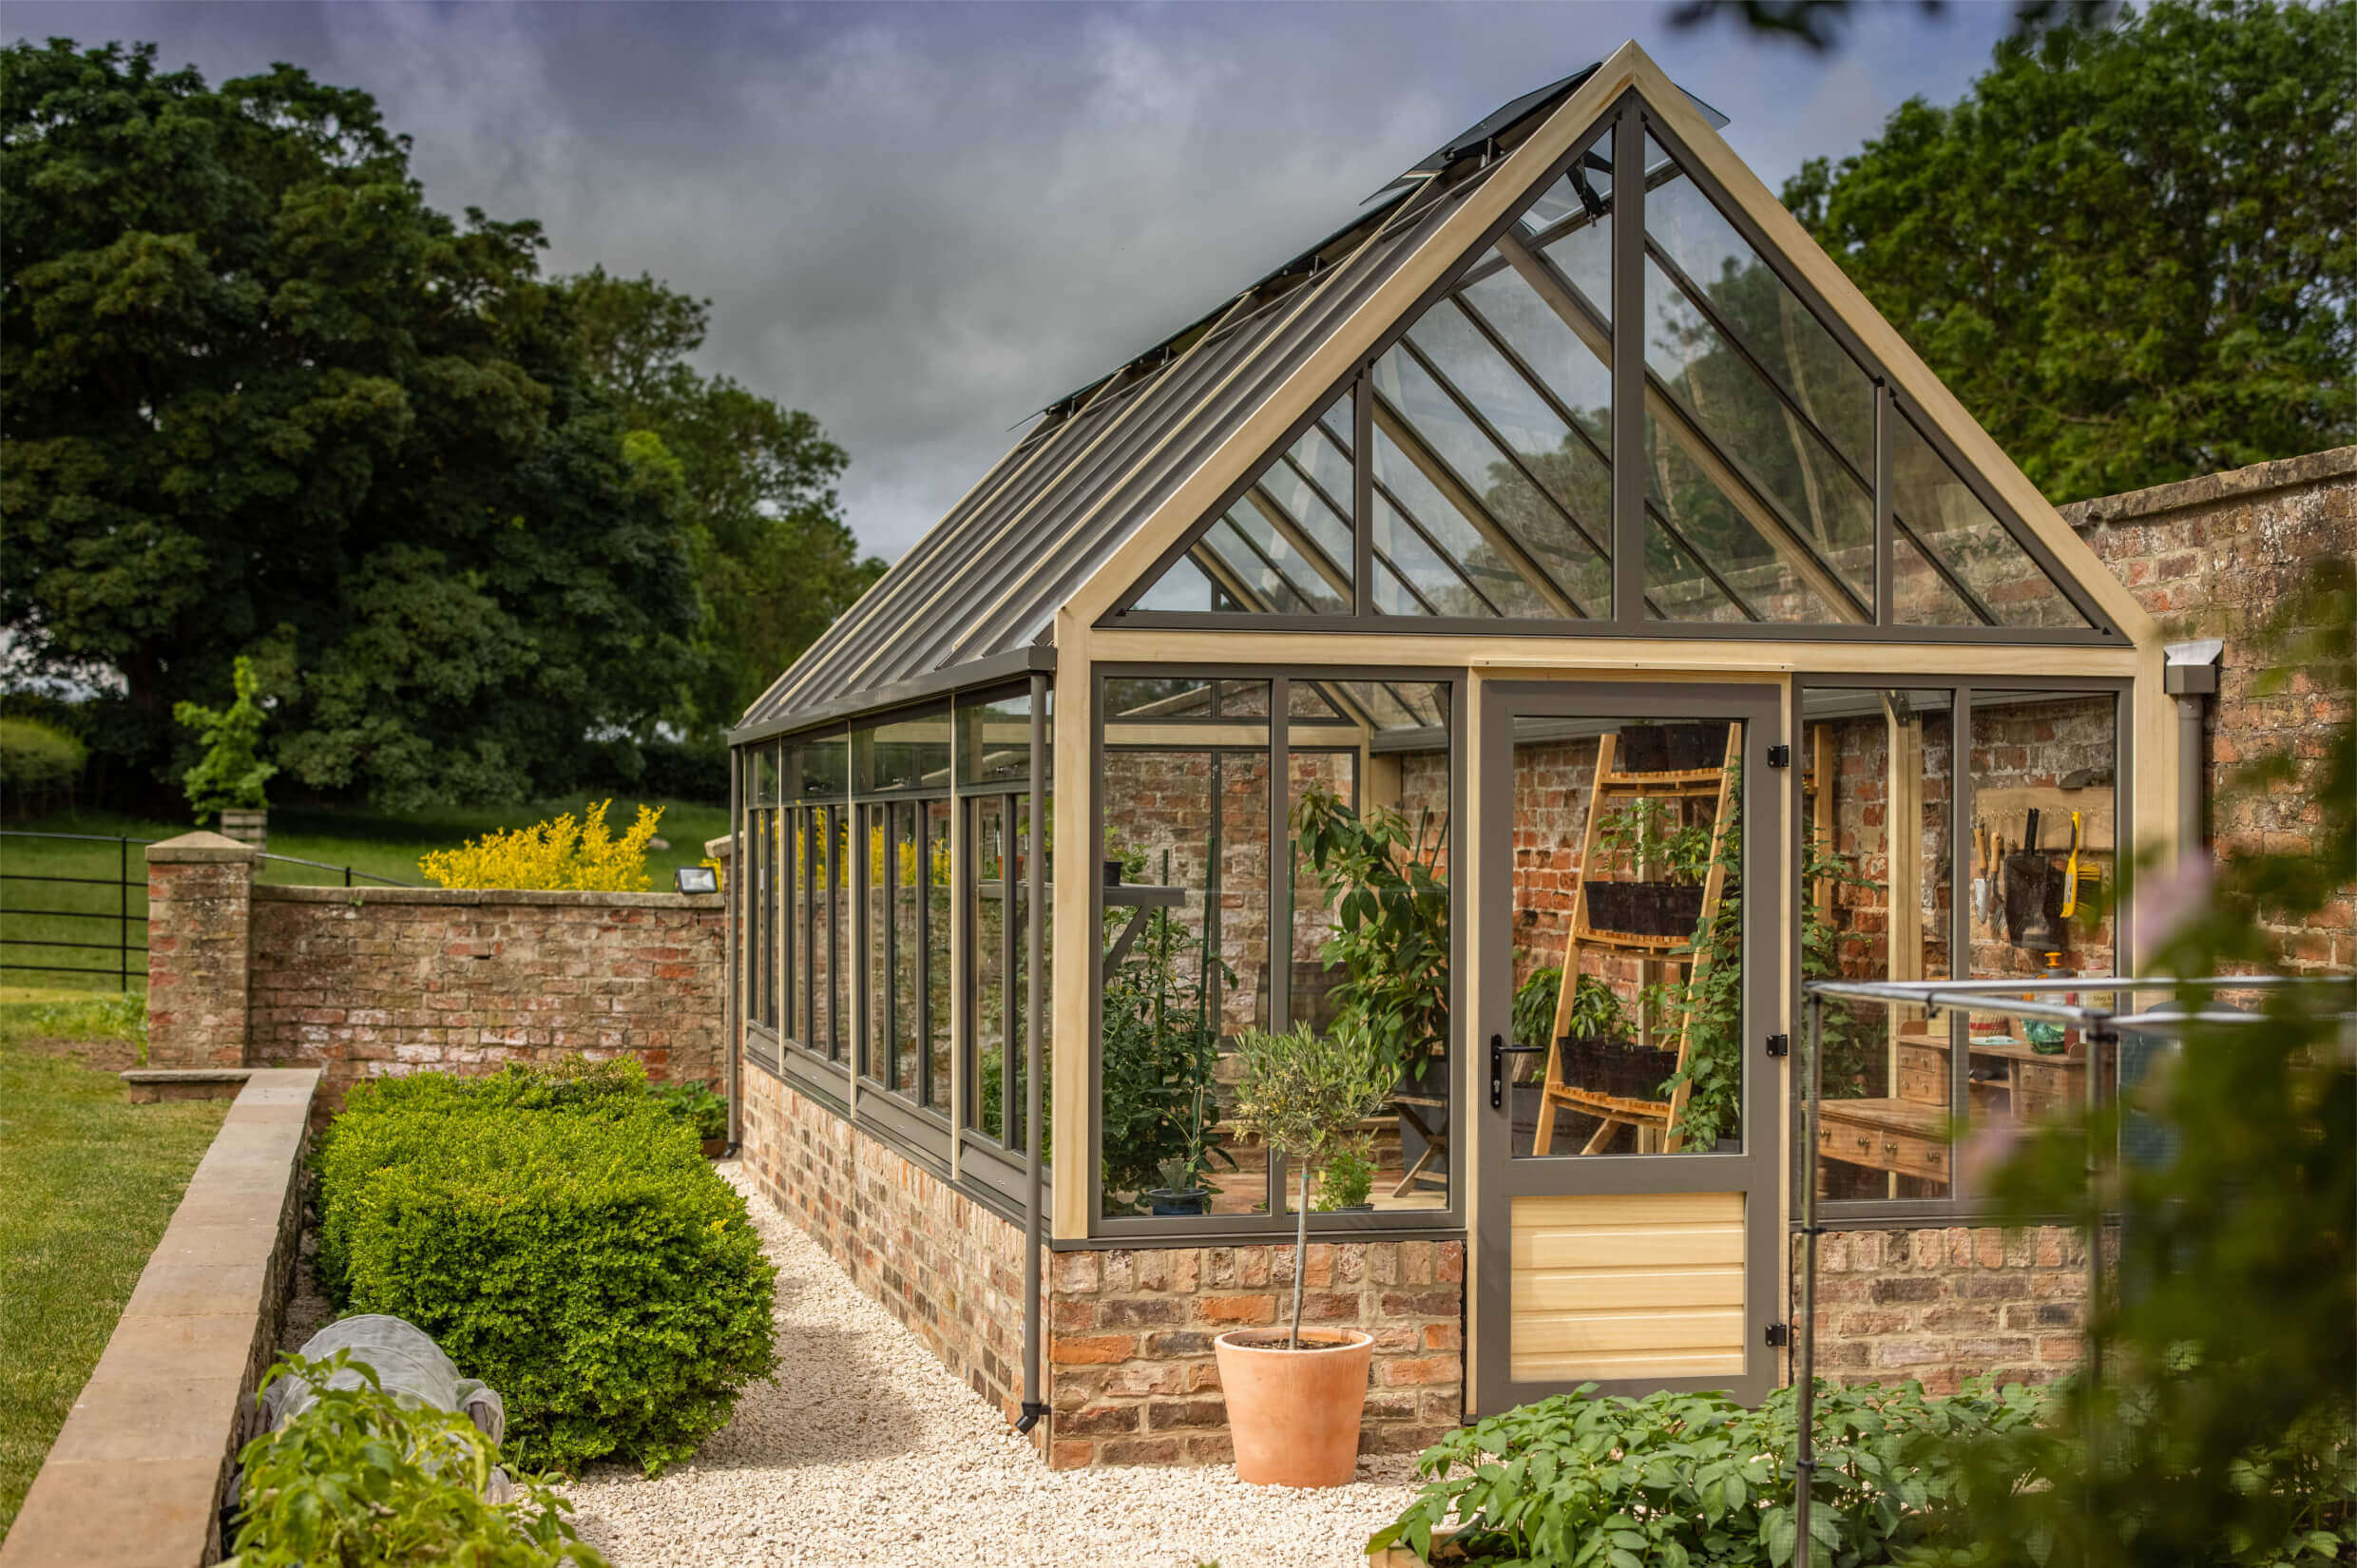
[2068,445,2357,973]
[246,886,724,1109]
[143,832,725,1113]
[1796,1226,2092,1392]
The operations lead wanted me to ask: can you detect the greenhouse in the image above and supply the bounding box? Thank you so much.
[723,41,2184,1464]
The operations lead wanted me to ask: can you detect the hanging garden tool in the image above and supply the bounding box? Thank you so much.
[1972,821,1990,932]
[2059,810,2083,921]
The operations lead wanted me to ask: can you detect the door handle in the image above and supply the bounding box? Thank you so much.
[1490,1034,1545,1110]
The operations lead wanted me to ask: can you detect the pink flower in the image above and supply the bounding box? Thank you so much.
[2134,851,2214,963]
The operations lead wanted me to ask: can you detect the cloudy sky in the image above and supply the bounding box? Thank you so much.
[9,2,2020,562]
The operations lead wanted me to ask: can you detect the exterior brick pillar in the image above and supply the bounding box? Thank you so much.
[145,831,258,1067]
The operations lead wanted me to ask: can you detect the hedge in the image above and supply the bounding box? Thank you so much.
[314,1061,777,1474]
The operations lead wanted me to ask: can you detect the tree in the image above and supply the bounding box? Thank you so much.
[562,268,882,739]
[1,41,701,810]
[174,652,274,821]
[1782,0,2356,504]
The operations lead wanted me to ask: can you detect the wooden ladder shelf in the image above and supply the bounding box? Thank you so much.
[1533,726,1740,1157]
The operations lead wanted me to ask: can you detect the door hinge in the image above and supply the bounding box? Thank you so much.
[1765,1322,1792,1348]
[1765,1033,1790,1059]
[1766,743,1792,769]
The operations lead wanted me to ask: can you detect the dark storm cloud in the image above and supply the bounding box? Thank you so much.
[5,2,2012,558]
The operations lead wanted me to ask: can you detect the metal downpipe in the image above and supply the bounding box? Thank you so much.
[1015,673,1050,1438]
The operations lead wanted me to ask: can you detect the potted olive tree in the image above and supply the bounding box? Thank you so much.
[1214,1021,1392,1487]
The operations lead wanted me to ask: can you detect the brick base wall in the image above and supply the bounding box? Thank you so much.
[737,1068,1044,1449]
[1794,1225,2088,1392]
[1046,1237,1465,1469]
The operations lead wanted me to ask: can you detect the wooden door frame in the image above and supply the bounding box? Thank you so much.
[1468,678,1785,1415]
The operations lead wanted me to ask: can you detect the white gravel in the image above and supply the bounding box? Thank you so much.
[565,1162,1425,1568]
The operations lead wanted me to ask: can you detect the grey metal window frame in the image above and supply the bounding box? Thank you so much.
[1791,673,2134,1230]
[1088,661,1468,1242]
[1101,91,2120,649]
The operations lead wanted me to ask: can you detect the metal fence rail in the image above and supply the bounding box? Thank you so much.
[0,830,418,991]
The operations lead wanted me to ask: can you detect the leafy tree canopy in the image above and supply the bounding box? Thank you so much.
[1783,0,2356,503]
[1,40,703,809]
[560,268,882,737]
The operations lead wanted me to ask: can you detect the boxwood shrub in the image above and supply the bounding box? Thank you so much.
[314,1060,777,1474]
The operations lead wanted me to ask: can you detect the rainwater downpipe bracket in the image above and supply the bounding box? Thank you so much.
[2163,640,2224,863]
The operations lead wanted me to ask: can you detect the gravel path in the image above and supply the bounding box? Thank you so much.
[565,1163,1425,1568]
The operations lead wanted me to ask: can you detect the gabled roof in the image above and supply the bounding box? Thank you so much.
[740,66,1625,736]
[739,42,2156,741]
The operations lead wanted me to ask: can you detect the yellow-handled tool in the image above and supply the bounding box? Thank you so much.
[2059,810,2083,919]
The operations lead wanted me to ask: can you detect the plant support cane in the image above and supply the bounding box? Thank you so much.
[1794,992,1825,1563]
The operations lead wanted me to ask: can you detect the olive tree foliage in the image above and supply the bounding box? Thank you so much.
[560,268,883,738]
[0,41,701,810]
[1781,0,2356,505]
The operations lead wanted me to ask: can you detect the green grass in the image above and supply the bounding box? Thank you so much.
[0,1014,226,1537]
[2,796,729,993]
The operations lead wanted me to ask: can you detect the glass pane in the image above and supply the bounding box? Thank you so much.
[891,802,920,1092]
[807,807,833,1054]
[971,796,1009,1140]
[1802,689,1956,1201]
[1890,532,1984,627]
[1515,125,1614,325]
[1009,794,1048,1152]
[1892,414,2091,629]
[829,805,852,1061]
[1130,389,1354,615]
[863,706,950,794]
[1963,692,2117,1184]
[753,746,780,808]
[788,808,808,1044]
[1643,257,1872,614]
[1508,713,1742,1157]
[926,799,952,1110]
[1288,679,1453,1214]
[1644,409,1845,622]
[957,685,1044,790]
[1646,141,1873,473]
[798,732,850,800]
[1099,683,1272,1219]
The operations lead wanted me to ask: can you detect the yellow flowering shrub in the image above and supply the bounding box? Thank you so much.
[419,800,665,892]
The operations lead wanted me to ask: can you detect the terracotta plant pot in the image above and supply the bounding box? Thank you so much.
[700,1137,729,1160]
[1214,1327,1373,1487]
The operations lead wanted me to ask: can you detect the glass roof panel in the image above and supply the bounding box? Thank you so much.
[1889,531,1984,627]
[1645,140,1872,473]
[1128,385,1355,616]
[1643,255,1872,610]
[1643,408,1841,623]
[1891,412,2090,629]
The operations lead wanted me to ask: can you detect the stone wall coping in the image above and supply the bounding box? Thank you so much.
[249,883,722,910]
[122,1068,253,1085]
[1,1067,317,1568]
[145,830,259,865]
[2062,444,2355,527]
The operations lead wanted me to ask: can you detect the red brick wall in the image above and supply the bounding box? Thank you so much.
[1799,1227,2090,1392]
[243,886,724,1110]
[1046,1237,1465,1468]
[2067,446,2356,973]
[144,837,258,1068]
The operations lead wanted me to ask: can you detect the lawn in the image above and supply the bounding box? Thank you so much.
[1,796,729,993]
[0,991,227,1538]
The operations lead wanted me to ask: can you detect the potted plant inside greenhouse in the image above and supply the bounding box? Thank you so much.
[1215,1020,1393,1487]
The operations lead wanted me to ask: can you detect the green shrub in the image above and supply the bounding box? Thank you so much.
[1369,1380,2047,1567]
[0,717,86,803]
[227,1352,605,1568]
[653,1079,728,1141]
[313,1061,777,1474]
[173,653,275,821]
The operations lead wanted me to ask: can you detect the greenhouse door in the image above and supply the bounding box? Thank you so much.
[1472,680,1782,1413]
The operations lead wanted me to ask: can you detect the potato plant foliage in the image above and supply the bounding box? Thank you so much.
[1369,1380,2045,1568]
[227,1353,604,1568]
[313,1060,777,1474]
